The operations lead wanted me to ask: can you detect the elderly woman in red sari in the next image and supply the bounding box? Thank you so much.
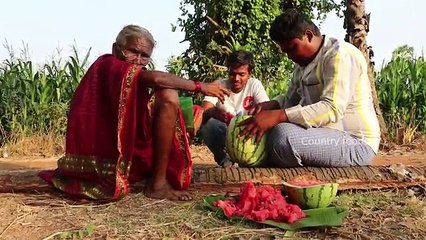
[39,25,230,201]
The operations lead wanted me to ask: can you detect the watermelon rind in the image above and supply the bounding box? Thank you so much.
[282,182,339,209]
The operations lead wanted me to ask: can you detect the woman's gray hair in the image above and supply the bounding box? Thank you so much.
[115,25,155,47]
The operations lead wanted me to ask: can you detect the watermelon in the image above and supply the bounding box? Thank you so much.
[225,115,268,167]
[282,180,339,209]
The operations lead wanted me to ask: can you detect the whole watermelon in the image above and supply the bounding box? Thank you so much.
[225,115,268,167]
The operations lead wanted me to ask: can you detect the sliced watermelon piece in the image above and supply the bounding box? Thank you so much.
[282,181,339,209]
[213,182,306,223]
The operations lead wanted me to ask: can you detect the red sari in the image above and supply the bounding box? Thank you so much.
[39,54,192,200]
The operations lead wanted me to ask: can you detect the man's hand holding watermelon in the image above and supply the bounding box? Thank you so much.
[239,101,288,143]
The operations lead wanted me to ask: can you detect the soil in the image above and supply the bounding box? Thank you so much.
[1,145,425,171]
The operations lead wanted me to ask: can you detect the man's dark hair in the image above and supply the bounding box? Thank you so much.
[227,50,255,72]
[269,8,321,43]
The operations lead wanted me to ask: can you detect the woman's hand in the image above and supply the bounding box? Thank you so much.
[200,82,230,103]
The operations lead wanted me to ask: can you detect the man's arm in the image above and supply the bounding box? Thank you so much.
[252,73,300,113]
[258,100,281,110]
[285,51,358,128]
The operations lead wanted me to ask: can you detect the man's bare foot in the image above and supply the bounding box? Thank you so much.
[144,182,192,201]
[222,159,234,169]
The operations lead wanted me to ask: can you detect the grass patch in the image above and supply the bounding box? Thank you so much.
[0,188,424,239]
[4,133,64,158]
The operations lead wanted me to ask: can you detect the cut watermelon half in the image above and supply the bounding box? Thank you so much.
[282,181,339,209]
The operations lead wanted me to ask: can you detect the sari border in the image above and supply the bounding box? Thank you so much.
[176,110,193,188]
[114,64,141,199]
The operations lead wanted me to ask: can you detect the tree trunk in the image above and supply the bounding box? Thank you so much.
[344,0,389,148]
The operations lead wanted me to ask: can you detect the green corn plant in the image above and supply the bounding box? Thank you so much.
[0,45,91,145]
[376,46,426,144]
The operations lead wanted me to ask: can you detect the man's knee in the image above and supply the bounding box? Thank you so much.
[270,123,301,138]
[205,118,226,132]
[268,141,302,168]
[267,123,302,167]
[201,118,226,141]
[155,89,179,110]
[268,134,291,159]
[268,123,298,147]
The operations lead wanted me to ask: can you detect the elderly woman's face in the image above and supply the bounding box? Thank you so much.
[117,37,153,67]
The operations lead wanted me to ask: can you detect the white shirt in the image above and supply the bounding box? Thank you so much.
[204,78,270,115]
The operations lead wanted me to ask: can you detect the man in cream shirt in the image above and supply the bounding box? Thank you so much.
[239,9,381,167]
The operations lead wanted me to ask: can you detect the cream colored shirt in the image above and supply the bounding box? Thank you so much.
[274,37,381,153]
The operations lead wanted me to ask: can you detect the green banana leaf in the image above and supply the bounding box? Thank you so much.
[203,195,348,231]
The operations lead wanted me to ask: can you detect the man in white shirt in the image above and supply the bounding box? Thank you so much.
[201,50,270,167]
[239,9,381,167]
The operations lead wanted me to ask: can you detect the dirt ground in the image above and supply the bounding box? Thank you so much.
[0,145,425,240]
[1,145,425,171]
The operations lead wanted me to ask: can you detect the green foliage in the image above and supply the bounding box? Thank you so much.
[0,45,90,144]
[170,0,344,99]
[376,45,426,143]
[1,20,424,149]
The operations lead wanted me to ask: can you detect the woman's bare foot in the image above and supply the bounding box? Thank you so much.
[144,182,192,201]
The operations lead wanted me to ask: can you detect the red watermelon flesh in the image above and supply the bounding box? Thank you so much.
[224,112,235,126]
[213,182,306,223]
